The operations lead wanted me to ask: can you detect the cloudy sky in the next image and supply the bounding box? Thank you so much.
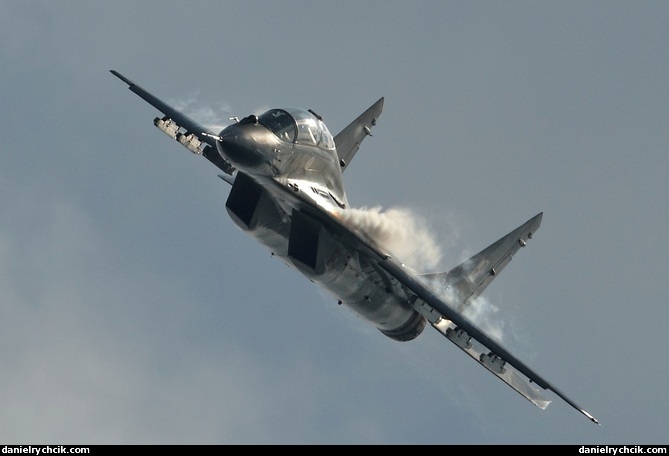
[2,1,668,445]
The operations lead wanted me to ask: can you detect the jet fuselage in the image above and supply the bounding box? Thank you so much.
[216,109,426,341]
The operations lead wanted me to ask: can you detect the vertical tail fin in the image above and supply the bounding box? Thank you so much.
[334,97,384,172]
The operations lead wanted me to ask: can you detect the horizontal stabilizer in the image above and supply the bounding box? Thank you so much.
[218,173,236,186]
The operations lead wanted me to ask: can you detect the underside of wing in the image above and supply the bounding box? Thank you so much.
[432,318,552,409]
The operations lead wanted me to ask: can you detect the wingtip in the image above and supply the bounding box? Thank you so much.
[110,70,133,86]
[581,409,600,425]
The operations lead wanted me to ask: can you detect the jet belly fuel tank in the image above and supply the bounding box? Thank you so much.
[226,173,425,341]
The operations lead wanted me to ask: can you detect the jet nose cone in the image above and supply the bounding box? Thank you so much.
[216,124,265,168]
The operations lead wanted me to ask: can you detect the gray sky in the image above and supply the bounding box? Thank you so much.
[2,0,668,444]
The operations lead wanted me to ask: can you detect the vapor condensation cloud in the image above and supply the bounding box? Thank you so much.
[462,296,504,342]
[171,95,233,132]
[339,206,442,272]
[339,205,507,342]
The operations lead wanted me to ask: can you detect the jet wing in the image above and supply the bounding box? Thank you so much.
[377,216,599,425]
[334,97,384,172]
[110,70,235,176]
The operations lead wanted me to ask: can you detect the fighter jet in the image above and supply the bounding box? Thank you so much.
[110,70,598,424]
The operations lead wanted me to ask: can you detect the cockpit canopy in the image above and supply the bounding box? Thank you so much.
[258,108,335,150]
